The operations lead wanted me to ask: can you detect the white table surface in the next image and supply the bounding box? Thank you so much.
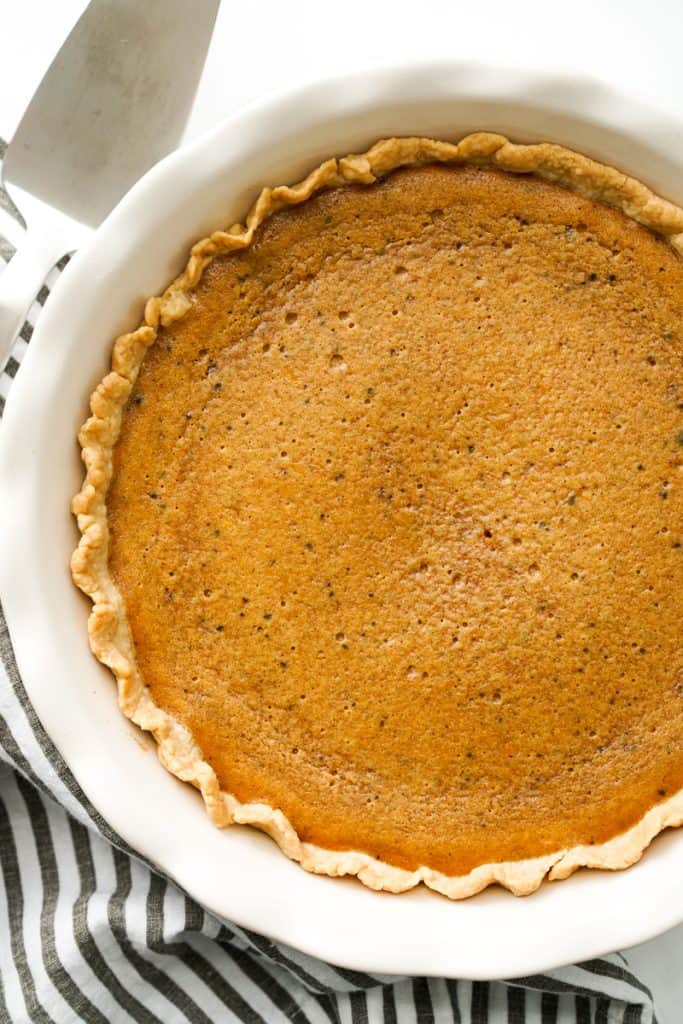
[1,1,681,1019]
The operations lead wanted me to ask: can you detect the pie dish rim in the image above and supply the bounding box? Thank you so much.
[1,61,681,975]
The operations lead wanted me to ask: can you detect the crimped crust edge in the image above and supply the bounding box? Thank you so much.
[71,133,683,899]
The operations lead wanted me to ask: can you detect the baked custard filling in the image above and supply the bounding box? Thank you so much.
[105,163,682,878]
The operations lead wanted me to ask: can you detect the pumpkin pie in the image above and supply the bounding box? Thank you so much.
[72,134,683,897]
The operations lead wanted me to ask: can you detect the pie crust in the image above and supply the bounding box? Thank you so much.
[71,133,683,898]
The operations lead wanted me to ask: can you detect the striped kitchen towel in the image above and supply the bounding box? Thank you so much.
[0,141,659,1023]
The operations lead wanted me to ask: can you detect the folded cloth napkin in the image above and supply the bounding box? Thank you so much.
[0,145,658,1023]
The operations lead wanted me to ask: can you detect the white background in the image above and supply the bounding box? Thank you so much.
[0,1,681,1019]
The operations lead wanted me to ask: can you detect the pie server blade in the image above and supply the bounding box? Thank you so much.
[0,0,219,373]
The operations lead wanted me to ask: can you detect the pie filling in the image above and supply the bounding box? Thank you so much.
[104,162,682,878]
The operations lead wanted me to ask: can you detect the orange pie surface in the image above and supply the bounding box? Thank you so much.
[107,164,683,877]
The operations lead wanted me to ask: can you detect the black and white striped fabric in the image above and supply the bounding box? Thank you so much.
[0,139,659,1023]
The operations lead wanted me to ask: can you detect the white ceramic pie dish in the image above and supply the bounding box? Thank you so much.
[1,62,682,979]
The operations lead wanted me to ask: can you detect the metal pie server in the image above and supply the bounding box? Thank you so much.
[0,0,219,373]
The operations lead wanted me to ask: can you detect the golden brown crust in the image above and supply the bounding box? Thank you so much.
[71,133,683,899]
